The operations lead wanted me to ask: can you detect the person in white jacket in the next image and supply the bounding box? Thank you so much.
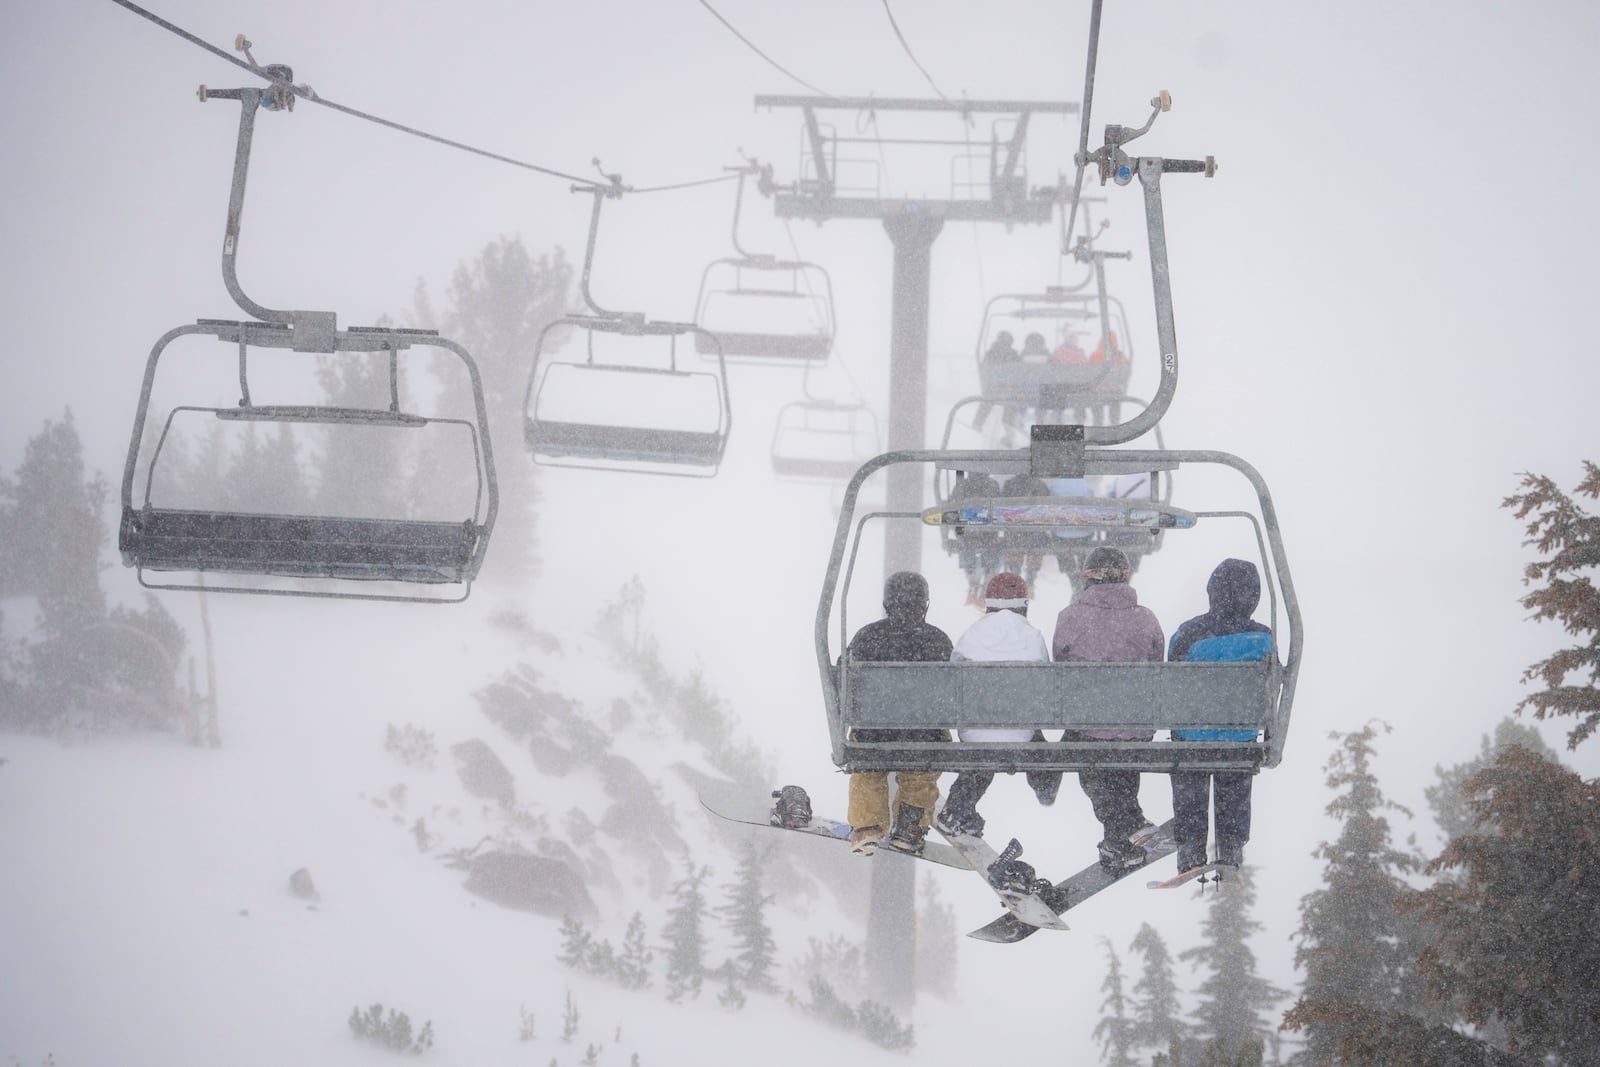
[933,572,1063,837]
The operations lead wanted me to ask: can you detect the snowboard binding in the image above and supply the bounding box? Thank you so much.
[987,837,1045,895]
[770,785,814,829]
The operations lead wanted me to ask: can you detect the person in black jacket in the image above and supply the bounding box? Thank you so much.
[844,571,954,855]
[1168,558,1273,872]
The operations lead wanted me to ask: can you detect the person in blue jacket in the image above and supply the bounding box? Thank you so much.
[1168,558,1273,873]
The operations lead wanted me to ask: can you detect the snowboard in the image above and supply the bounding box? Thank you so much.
[698,785,974,872]
[935,828,1071,932]
[966,819,1178,944]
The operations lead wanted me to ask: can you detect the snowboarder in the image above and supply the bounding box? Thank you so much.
[934,571,1061,839]
[1167,558,1273,872]
[1052,547,1166,873]
[843,571,954,855]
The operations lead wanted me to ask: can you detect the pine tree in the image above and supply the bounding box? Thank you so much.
[1180,866,1284,1063]
[436,237,573,578]
[1093,935,1139,1067]
[616,912,653,990]
[1405,746,1600,1064]
[4,410,106,631]
[226,421,309,516]
[1283,724,1427,1062]
[558,915,593,970]
[1426,718,1558,844]
[1503,461,1600,748]
[662,860,709,1002]
[718,838,778,993]
[313,345,411,521]
[1129,922,1187,1061]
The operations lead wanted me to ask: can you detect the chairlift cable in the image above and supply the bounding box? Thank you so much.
[1061,0,1104,251]
[109,0,740,195]
[693,0,835,99]
[880,0,948,101]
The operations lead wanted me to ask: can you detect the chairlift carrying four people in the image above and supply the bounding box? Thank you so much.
[118,76,497,603]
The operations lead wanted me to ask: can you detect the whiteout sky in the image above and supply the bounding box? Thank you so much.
[1,0,1598,1058]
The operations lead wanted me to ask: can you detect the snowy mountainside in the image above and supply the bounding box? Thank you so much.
[0,587,942,1067]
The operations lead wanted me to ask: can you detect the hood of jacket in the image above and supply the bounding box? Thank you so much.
[1206,558,1261,620]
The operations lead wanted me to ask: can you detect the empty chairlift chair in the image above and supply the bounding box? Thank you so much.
[118,76,497,602]
[524,185,731,476]
[692,163,836,362]
[769,396,881,481]
[819,444,1301,776]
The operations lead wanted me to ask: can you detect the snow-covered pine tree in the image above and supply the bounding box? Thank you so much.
[617,912,653,990]
[1092,935,1138,1067]
[718,838,778,993]
[1504,461,1600,748]
[1179,866,1285,1063]
[662,860,709,1002]
[1406,744,1600,1062]
[558,915,593,970]
[1283,724,1427,1061]
[1129,922,1187,1062]
[436,237,573,579]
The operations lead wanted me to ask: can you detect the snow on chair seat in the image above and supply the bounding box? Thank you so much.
[121,508,482,585]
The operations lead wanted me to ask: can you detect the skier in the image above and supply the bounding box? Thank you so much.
[934,572,1062,838]
[1052,547,1166,873]
[1167,558,1273,872]
[843,571,954,855]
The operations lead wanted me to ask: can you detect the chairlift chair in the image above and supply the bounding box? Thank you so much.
[820,444,1301,776]
[118,78,497,603]
[692,164,837,362]
[524,184,732,476]
[932,396,1172,582]
[975,288,1134,414]
[769,397,882,481]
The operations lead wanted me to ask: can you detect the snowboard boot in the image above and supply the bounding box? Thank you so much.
[986,838,1038,894]
[849,824,885,855]
[1215,841,1244,869]
[1097,836,1148,875]
[1175,841,1208,874]
[935,801,985,839]
[769,785,813,830]
[883,803,928,855]
[1128,820,1159,847]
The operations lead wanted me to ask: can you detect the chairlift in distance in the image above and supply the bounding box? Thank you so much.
[693,162,836,362]
[819,438,1301,776]
[769,361,882,482]
[974,285,1134,422]
[118,67,497,603]
[525,182,732,477]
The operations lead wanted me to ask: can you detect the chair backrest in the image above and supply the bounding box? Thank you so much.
[1174,631,1274,741]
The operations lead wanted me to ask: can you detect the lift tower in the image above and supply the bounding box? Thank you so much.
[757,94,1075,1005]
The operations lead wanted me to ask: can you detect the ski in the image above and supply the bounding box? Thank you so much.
[1146,863,1225,890]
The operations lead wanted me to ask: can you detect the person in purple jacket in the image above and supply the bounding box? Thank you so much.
[1167,558,1273,873]
[1052,546,1166,873]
